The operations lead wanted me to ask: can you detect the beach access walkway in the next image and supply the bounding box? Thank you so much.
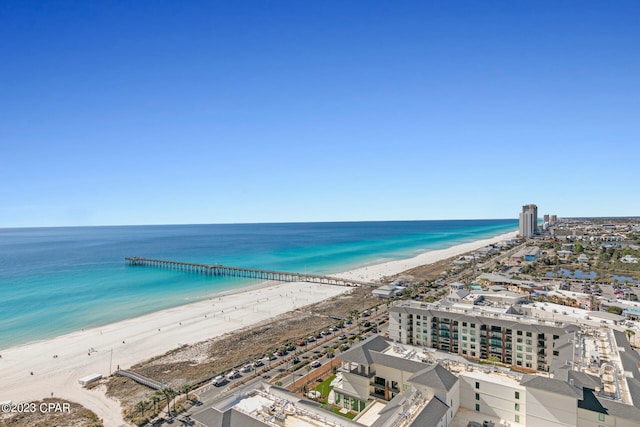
[125,257,372,287]
[115,369,166,390]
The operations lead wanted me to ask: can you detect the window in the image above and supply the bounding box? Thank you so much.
[416,315,421,319]
[517,331,522,336]
[471,323,475,328]
[517,345,523,351]
[463,322,467,327]
[599,414,605,422]
[517,353,522,359]
[515,403,520,411]
[526,332,532,337]
[463,336,467,341]
[526,347,532,353]
[526,339,532,345]
[471,330,476,336]
[517,338,523,343]
[515,415,520,423]
[526,355,532,360]
[476,393,480,400]
[475,404,480,412]
[475,382,480,389]
[462,343,467,348]
[515,391,520,399]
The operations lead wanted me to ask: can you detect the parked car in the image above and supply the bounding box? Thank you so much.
[212,376,226,387]
[241,364,253,373]
[298,339,307,346]
[310,360,321,368]
[253,360,264,367]
[308,336,316,342]
[339,334,347,340]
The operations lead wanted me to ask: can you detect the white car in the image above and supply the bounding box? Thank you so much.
[241,364,253,373]
[310,360,321,368]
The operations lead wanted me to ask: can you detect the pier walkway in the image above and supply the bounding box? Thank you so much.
[125,257,371,287]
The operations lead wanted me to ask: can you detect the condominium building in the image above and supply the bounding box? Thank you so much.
[519,204,538,238]
[190,328,640,427]
[389,301,579,372]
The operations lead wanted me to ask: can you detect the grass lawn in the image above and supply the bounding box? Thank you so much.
[313,375,336,399]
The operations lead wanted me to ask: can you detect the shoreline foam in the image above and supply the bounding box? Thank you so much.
[0,229,516,426]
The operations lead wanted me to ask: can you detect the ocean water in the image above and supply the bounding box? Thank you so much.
[0,220,516,349]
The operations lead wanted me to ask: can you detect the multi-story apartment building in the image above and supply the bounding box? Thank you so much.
[190,329,640,427]
[389,301,579,372]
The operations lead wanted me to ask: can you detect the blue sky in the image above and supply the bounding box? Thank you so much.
[1,1,639,227]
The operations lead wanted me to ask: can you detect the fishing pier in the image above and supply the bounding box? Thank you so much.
[125,257,370,287]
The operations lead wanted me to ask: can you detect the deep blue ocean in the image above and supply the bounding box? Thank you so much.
[0,220,516,349]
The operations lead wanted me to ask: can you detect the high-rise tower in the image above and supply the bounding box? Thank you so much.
[519,204,538,238]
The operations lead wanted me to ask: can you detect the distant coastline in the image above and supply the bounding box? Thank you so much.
[0,219,517,349]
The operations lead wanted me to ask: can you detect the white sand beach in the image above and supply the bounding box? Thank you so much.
[0,230,516,426]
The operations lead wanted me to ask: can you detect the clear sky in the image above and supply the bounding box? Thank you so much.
[1,1,639,227]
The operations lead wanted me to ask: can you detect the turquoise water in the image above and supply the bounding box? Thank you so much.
[0,220,516,349]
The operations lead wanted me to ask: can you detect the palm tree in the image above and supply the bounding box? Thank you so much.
[326,348,335,371]
[266,351,274,369]
[136,400,149,417]
[305,364,312,389]
[625,329,635,342]
[151,394,161,412]
[163,387,176,414]
[181,384,192,401]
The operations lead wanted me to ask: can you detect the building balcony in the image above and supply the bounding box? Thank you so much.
[343,367,375,378]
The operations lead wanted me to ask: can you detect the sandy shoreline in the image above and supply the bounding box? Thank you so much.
[0,230,516,426]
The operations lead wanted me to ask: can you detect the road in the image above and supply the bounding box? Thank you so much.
[148,310,388,426]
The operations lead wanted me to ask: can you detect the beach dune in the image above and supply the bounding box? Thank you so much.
[0,230,516,426]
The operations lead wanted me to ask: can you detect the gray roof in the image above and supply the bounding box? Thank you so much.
[191,407,227,427]
[453,290,469,299]
[408,363,459,392]
[338,335,428,373]
[191,407,266,427]
[370,351,428,373]
[520,375,583,399]
[371,391,413,427]
[338,335,390,366]
[579,387,640,420]
[408,396,450,427]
